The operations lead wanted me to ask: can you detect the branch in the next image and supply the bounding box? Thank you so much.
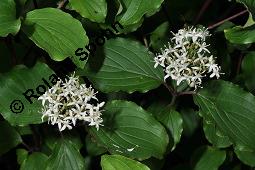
[178,91,197,96]
[168,95,177,107]
[194,0,213,24]
[163,82,176,96]
[22,142,31,151]
[208,9,248,29]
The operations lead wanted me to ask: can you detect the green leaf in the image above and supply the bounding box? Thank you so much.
[69,0,107,23]
[215,21,235,32]
[241,52,255,92]
[16,149,28,165]
[157,108,183,151]
[149,22,170,52]
[244,13,255,27]
[224,25,255,44]
[235,146,255,167]
[116,0,164,32]
[101,155,150,170]
[194,80,255,150]
[181,109,200,137]
[191,146,226,170]
[45,130,83,150]
[46,140,85,170]
[202,117,232,148]
[234,145,255,167]
[16,126,33,135]
[86,135,107,156]
[0,62,55,126]
[0,121,22,155]
[237,0,255,20]
[22,8,89,68]
[202,118,232,148]
[81,38,164,93]
[20,152,48,170]
[89,100,169,160]
[0,0,21,37]
[141,157,165,170]
[146,102,166,117]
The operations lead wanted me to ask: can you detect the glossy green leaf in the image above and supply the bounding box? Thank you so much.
[82,38,164,93]
[146,103,174,151]
[0,121,22,155]
[202,118,232,148]
[116,0,164,32]
[234,145,255,167]
[241,52,255,92]
[89,100,169,160]
[22,8,89,68]
[69,0,107,23]
[101,155,150,170]
[0,0,21,37]
[46,140,85,170]
[224,25,255,44]
[237,0,255,20]
[0,62,55,126]
[20,152,48,170]
[194,80,255,150]
[192,146,226,170]
[157,108,183,151]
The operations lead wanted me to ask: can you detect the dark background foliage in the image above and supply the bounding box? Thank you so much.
[1,0,255,170]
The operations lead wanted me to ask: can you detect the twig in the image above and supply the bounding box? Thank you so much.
[22,142,31,151]
[164,83,178,107]
[164,82,197,107]
[178,91,197,96]
[163,82,176,96]
[168,95,177,107]
[194,0,213,24]
[208,9,248,29]
[57,0,68,9]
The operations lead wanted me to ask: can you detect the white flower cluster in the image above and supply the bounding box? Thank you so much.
[154,26,221,89]
[38,73,105,131]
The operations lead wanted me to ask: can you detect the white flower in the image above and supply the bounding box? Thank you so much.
[38,91,52,106]
[38,72,105,131]
[154,26,221,89]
